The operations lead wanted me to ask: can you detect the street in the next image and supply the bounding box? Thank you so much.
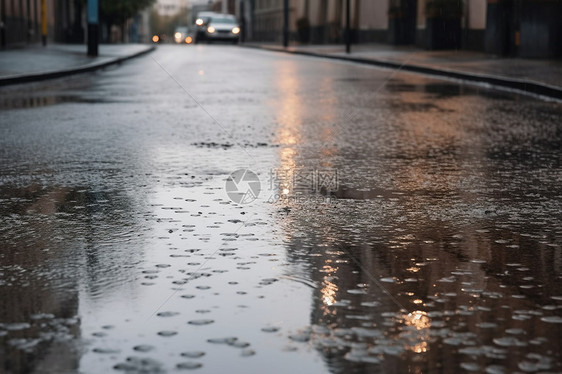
[1,44,561,373]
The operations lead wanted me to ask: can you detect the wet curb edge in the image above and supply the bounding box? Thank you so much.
[0,45,156,86]
[244,44,562,101]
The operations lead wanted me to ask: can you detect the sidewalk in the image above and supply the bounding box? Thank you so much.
[0,43,155,86]
[247,43,562,100]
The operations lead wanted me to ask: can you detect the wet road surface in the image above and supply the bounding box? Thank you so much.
[0,45,561,373]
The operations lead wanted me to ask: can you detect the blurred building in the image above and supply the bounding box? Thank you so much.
[209,0,235,13]
[235,0,562,58]
[0,0,155,47]
[156,0,189,16]
[0,0,84,47]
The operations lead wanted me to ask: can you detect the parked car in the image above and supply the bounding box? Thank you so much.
[194,14,240,44]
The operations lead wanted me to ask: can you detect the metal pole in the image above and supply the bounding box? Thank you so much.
[0,0,6,48]
[87,0,98,56]
[282,0,288,47]
[345,0,350,53]
[41,0,47,46]
[26,0,31,43]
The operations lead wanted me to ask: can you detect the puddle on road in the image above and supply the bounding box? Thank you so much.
[0,147,327,373]
[0,55,561,373]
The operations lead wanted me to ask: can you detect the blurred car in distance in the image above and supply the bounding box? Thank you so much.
[194,14,240,44]
[194,11,218,27]
[193,11,218,42]
[174,26,189,44]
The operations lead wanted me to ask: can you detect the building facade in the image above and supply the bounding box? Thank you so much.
[0,0,84,47]
[237,0,562,58]
[0,0,154,48]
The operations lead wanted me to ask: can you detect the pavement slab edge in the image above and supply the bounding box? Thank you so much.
[244,44,562,101]
[0,45,156,87]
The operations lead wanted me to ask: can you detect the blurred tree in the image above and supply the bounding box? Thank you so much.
[101,0,155,42]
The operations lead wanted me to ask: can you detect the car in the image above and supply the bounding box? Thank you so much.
[194,14,240,44]
[192,11,219,42]
[194,11,218,27]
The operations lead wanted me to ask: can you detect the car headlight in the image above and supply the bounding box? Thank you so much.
[195,18,203,26]
[207,26,215,34]
[174,32,182,39]
[232,27,240,34]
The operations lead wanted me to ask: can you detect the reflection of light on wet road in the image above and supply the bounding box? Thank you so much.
[402,311,431,353]
[403,310,430,330]
[411,341,428,354]
[274,62,301,196]
[275,61,303,147]
[321,278,338,306]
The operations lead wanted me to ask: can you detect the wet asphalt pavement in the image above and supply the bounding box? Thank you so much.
[0,44,561,374]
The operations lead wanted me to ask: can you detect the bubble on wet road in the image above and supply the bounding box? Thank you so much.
[493,336,527,347]
[114,357,164,372]
[240,349,256,357]
[176,361,203,370]
[207,337,238,345]
[157,331,178,337]
[460,362,481,371]
[344,347,381,364]
[288,329,311,343]
[261,327,280,333]
[133,345,155,352]
[181,351,205,358]
[476,322,498,329]
[187,319,214,326]
[540,316,562,324]
[347,289,368,295]
[156,311,179,317]
[30,313,55,320]
[230,341,251,348]
[360,301,380,307]
[379,277,397,283]
[93,347,121,354]
[4,322,30,331]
